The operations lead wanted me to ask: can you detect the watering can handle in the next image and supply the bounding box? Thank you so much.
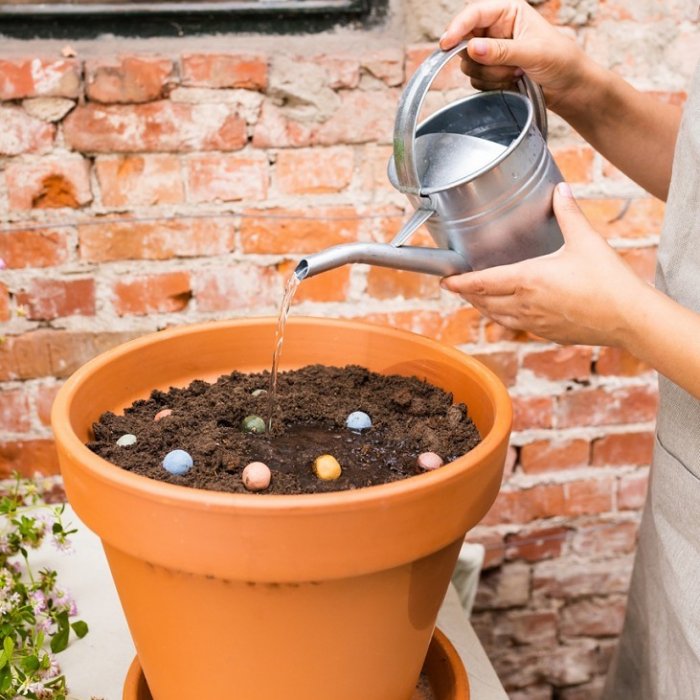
[393,40,549,195]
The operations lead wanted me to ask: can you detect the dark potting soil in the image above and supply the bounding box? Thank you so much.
[87,364,481,496]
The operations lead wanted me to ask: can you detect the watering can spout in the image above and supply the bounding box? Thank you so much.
[294,242,469,280]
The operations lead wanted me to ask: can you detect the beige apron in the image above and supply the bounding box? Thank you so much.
[602,64,700,699]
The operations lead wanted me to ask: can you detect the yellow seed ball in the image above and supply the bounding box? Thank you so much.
[313,454,342,481]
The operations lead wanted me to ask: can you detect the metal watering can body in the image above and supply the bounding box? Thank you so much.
[295,41,564,280]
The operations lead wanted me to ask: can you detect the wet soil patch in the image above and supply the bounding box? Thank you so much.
[88,364,481,495]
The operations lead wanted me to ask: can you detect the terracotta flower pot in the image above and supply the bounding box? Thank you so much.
[52,317,511,700]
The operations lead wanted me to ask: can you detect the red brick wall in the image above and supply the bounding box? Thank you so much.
[1,2,698,697]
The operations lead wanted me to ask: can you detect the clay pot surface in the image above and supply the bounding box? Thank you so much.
[52,317,510,700]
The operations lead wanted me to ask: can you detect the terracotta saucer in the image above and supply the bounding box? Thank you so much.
[123,626,470,700]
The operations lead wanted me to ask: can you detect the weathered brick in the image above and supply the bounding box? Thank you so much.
[181,52,268,90]
[240,206,359,254]
[493,608,560,646]
[578,198,665,240]
[192,264,279,312]
[113,272,191,316]
[533,557,633,600]
[555,385,658,428]
[520,438,590,474]
[275,146,354,195]
[362,48,404,86]
[366,267,441,300]
[474,561,531,610]
[86,56,175,104]
[0,58,80,100]
[5,156,92,210]
[505,525,570,563]
[405,45,468,90]
[309,54,360,89]
[563,477,615,516]
[523,346,593,382]
[63,102,247,153]
[591,432,654,466]
[467,527,505,569]
[571,520,639,557]
[0,105,54,156]
[358,144,396,195]
[0,330,140,381]
[560,596,627,637]
[481,483,566,525]
[186,153,268,203]
[472,351,519,388]
[0,283,9,322]
[552,145,595,183]
[512,396,554,431]
[96,155,184,207]
[252,101,314,149]
[16,277,95,320]
[0,228,70,268]
[0,389,32,433]
[78,218,235,262]
[35,382,61,426]
[618,469,649,511]
[595,346,651,376]
[0,439,60,477]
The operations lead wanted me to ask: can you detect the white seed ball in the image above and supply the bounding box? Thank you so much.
[116,434,137,447]
[242,462,272,492]
[417,452,444,471]
[346,411,372,432]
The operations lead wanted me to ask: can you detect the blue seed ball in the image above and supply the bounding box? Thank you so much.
[346,411,372,432]
[163,449,193,476]
[116,433,137,447]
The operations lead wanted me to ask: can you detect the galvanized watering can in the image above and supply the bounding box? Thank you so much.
[295,40,564,280]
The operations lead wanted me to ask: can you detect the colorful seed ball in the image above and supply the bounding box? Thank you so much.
[163,449,193,476]
[242,415,266,434]
[313,454,342,481]
[346,411,372,432]
[242,462,272,492]
[154,408,173,422]
[116,434,137,447]
[417,452,444,471]
[251,389,267,397]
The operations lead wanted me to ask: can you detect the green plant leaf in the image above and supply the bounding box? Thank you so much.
[22,654,40,672]
[50,626,70,654]
[71,620,88,639]
[2,636,13,657]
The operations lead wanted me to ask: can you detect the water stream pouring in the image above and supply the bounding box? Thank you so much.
[295,40,564,280]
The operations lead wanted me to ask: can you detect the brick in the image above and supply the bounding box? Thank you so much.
[481,483,566,525]
[493,609,559,646]
[618,469,649,510]
[277,261,350,303]
[523,346,592,382]
[0,389,32,433]
[560,596,627,637]
[619,247,657,284]
[78,218,235,262]
[512,396,553,431]
[505,525,569,563]
[16,277,95,320]
[36,383,61,426]
[571,520,639,557]
[591,432,654,466]
[474,561,531,610]
[96,155,184,207]
[63,102,247,153]
[366,268,441,300]
[533,558,633,600]
[240,206,359,254]
[361,204,434,247]
[0,283,9,322]
[578,198,665,240]
[181,52,268,90]
[310,54,360,89]
[362,48,404,86]
[555,385,658,428]
[186,153,268,203]
[192,264,279,313]
[0,228,70,269]
[472,351,519,388]
[520,438,590,474]
[0,329,141,381]
[0,439,60,477]
[113,271,191,316]
[485,321,542,343]
[86,56,175,104]
[0,58,80,100]
[559,677,607,700]
[595,346,651,376]
[5,156,92,210]
[21,96,75,122]
[0,105,54,156]
[405,45,467,90]
[466,527,505,569]
[358,144,396,194]
[552,145,595,183]
[252,101,314,149]
[563,477,616,516]
[275,146,354,195]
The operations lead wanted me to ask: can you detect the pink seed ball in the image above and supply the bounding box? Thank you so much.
[154,408,173,422]
[242,462,271,492]
[417,452,444,471]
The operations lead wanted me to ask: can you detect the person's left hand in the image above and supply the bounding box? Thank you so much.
[440,182,652,347]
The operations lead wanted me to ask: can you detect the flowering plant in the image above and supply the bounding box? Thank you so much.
[0,474,88,699]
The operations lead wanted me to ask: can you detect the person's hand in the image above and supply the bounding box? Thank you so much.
[439,0,590,113]
[440,183,652,347]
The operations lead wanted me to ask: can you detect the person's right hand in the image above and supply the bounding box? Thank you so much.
[439,0,590,113]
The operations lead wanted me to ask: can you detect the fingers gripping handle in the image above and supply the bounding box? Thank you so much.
[392,40,549,196]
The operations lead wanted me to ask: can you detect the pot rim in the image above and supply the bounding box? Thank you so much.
[52,316,512,513]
